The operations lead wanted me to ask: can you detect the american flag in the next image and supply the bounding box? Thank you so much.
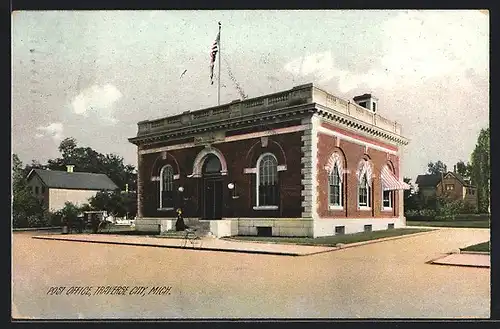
[209,25,221,85]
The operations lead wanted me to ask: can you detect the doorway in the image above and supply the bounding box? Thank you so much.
[202,155,223,220]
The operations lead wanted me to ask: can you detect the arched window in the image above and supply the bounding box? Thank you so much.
[256,153,279,208]
[203,154,222,175]
[358,172,371,208]
[328,163,342,207]
[159,165,174,209]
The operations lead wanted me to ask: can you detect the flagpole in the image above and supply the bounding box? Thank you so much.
[217,22,221,106]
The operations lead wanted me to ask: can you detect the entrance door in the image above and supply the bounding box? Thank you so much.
[202,155,223,220]
[203,178,223,219]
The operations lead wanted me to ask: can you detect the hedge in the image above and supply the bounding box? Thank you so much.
[406,213,490,222]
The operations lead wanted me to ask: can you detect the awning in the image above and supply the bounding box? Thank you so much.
[381,166,410,191]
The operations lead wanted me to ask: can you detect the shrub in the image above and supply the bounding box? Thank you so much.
[405,209,420,217]
[26,214,48,228]
[44,211,63,227]
[419,208,437,218]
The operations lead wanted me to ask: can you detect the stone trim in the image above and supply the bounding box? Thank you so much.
[318,126,398,155]
[315,105,409,146]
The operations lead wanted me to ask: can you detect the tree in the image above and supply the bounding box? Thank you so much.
[47,138,137,191]
[427,161,447,175]
[12,154,45,227]
[58,137,77,158]
[403,177,420,212]
[469,127,490,213]
[455,160,471,180]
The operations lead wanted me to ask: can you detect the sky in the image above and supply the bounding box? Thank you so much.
[11,10,489,181]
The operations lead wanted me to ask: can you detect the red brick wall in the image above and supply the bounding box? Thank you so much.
[316,127,400,219]
[138,130,303,218]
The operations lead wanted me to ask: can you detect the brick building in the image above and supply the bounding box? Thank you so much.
[129,83,410,237]
[416,170,477,211]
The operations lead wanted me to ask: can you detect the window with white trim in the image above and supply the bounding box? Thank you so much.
[328,163,342,207]
[159,165,174,209]
[358,172,371,208]
[256,153,279,208]
[383,190,392,209]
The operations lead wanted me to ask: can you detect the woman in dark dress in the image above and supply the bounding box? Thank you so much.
[175,208,188,231]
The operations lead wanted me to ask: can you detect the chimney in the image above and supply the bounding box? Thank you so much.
[66,165,75,173]
[353,93,378,113]
[453,165,456,173]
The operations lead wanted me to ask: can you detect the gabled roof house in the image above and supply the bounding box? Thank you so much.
[26,165,118,211]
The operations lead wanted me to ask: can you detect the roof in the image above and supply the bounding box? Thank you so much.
[415,174,442,187]
[444,172,474,187]
[353,93,373,101]
[415,172,475,188]
[27,169,118,191]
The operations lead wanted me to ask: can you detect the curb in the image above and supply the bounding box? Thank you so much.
[222,229,437,251]
[31,236,309,257]
[13,227,62,232]
[426,252,490,268]
[459,251,490,255]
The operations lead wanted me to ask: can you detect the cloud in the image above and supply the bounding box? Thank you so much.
[36,122,64,141]
[283,11,488,93]
[71,84,123,123]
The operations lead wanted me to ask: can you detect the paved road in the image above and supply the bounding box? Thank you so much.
[12,228,490,319]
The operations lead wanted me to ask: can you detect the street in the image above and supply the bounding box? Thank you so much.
[12,228,490,319]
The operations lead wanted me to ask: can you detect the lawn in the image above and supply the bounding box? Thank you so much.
[460,241,490,253]
[225,228,431,247]
[406,220,489,228]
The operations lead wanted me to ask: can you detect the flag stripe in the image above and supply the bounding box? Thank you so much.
[210,29,220,84]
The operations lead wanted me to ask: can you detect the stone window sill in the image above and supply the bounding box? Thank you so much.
[382,207,393,211]
[328,205,344,211]
[253,205,279,211]
[358,206,371,211]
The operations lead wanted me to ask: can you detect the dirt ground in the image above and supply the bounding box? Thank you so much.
[12,227,490,319]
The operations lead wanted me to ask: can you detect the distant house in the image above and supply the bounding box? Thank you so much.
[415,170,477,210]
[26,165,118,211]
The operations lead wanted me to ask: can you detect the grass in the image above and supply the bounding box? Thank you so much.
[406,220,489,228]
[225,228,431,247]
[460,241,490,253]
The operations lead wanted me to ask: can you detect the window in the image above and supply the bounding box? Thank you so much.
[328,163,342,207]
[388,223,395,230]
[256,153,279,208]
[445,184,454,191]
[383,190,392,209]
[41,186,45,193]
[35,186,39,194]
[372,102,377,112]
[335,226,345,235]
[358,173,371,208]
[203,155,222,174]
[159,165,174,209]
[359,101,367,108]
[364,224,372,232]
[257,227,272,237]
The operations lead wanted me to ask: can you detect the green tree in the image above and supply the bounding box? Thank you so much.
[12,154,45,227]
[427,161,447,175]
[455,160,471,180]
[47,137,136,191]
[403,177,420,212]
[470,127,490,213]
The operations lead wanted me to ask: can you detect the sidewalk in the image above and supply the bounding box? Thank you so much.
[31,234,337,256]
[428,253,490,268]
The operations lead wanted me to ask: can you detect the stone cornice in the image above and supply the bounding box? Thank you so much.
[314,104,409,146]
[129,103,316,146]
